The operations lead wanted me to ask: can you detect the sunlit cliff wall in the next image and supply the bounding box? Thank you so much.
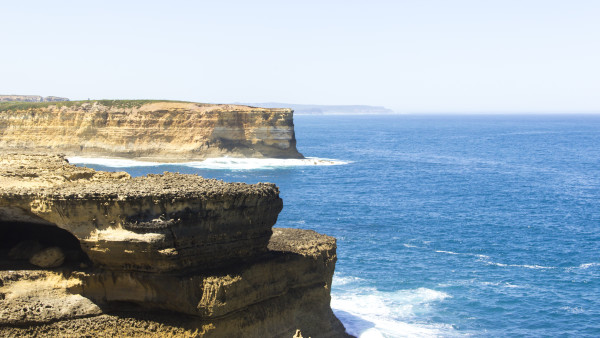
[0,101,303,161]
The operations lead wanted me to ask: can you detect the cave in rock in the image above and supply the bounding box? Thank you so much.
[0,221,90,270]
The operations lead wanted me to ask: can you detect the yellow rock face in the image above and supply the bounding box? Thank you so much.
[0,155,349,337]
[0,154,283,273]
[0,101,303,161]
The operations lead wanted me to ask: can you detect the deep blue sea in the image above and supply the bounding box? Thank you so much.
[72,114,600,337]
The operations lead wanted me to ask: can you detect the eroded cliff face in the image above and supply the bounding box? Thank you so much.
[0,101,303,160]
[0,154,347,337]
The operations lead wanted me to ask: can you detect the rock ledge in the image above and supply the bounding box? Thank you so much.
[0,154,349,337]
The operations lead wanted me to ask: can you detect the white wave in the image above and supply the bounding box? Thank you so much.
[331,287,458,337]
[473,255,558,270]
[394,288,451,308]
[334,310,457,338]
[564,262,600,272]
[403,243,418,248]
[479,281,522,289]
[67,156,349,170]
[434,250,489,260]
[435,250,460,255]
[67,156,163,167]
[504,283,520,288]
[481,259,556,270]
[578,262,600,269]
[520,264,556,269]
[561,306,585,314]
[187,157,349,169]
[333,275,365,286]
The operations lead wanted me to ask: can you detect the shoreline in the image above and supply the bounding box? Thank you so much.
[67,155,350,169]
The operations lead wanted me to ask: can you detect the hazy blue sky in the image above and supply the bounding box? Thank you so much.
[2,1,599,113]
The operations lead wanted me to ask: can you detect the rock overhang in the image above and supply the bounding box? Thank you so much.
[0,155,282,272]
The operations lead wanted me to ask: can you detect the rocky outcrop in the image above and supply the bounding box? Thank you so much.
[0,95,69,102]
[0,100,303,160]
[0,154,348,337]
[1,157,282,272]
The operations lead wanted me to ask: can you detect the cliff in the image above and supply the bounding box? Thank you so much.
[0,100,303,161]
[0,154,348,337]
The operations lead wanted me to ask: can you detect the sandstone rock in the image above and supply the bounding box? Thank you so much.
[75,228,338,319]
[0,155,282,272]
[0,100,303,160]
[0,154,350,337]
[29,247,65,268]
[0,228,347,337]
[0,270,102,325]
[8,240,43,260]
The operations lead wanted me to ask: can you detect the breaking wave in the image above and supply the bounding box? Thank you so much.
[67,156,349,170]
[331,275,460,337]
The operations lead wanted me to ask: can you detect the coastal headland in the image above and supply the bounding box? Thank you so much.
[0,100,303,161]
[0,95,69,103]
[0,154,349,337]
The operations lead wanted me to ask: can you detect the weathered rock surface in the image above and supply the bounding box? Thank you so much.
[0,154,349,337]
[0,100,303,160]
[29,247,65,268]
[0,154,283,272]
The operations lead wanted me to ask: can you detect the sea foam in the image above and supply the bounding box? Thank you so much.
[578,262,600,269]
[67,157,163,167]
[67,156,349,170]
[331,275,457,337]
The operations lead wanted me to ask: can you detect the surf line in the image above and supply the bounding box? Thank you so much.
[67,156,350,169]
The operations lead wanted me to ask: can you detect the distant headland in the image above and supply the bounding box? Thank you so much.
[0,94,69,102]
[240,102,395,115]
[0,100,303,161]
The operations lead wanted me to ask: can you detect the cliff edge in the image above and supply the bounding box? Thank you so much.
[0,100,303,161]
[0,154,347,337]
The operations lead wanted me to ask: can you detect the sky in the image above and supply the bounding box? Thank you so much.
[1,0,599,113]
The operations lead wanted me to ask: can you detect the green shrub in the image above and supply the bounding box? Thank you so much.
[0,99,192,112]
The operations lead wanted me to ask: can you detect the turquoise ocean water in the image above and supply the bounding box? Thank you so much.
[72,114,600,337]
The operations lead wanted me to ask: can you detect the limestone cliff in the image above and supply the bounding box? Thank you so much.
[0,154,348,337]
[0,100,303,160]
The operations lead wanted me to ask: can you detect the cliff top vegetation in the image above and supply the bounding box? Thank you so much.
[0,100,192,112]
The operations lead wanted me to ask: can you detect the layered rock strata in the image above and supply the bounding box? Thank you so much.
[0,100,303,160]
[0,154,347,337]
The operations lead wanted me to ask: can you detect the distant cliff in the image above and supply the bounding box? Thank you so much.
[241,102,395,115]
[0,100,303,160]
[0,95,69,102]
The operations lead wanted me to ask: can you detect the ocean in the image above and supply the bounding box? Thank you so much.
[70,114,600,337]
